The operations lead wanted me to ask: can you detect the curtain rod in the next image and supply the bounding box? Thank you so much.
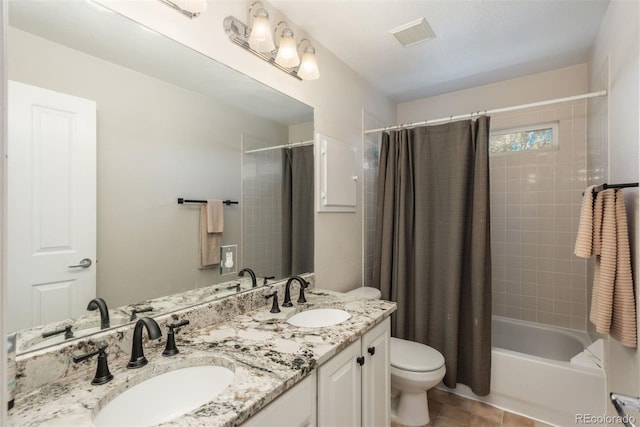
[364,90,608,135]
[244,140,314,154]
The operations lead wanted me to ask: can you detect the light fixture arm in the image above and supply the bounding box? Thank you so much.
[298,38,314,52]
[224,16,251,40]
[273,21,289,49]
[158,0,205,19]
[247,2,265,29]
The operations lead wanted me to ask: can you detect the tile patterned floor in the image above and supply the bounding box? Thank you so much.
[390,388,553,427]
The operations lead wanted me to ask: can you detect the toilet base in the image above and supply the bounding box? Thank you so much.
[390,388,430,426]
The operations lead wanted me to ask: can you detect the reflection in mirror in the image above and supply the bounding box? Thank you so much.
[7,0,313,354]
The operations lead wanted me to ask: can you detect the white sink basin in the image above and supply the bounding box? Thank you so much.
[93,365,234,426]
[287,308,351,328]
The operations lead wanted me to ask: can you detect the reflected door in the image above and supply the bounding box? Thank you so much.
[8,81,97,332]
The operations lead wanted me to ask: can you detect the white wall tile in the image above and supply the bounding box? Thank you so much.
[490,101,588,330]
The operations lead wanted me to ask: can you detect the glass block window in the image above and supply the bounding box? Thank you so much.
[489,122,558,154]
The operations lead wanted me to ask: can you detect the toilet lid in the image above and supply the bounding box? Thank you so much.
[346,287,382,300]
[390,337,445,372]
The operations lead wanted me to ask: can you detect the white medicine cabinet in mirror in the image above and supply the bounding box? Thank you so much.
[7,0,314,354]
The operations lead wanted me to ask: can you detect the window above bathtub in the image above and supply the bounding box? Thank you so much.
[489,122,558,155]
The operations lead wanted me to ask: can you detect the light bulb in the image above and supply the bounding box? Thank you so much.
[248,8,275,52]
[298,45,320,80]
[275,29,300,68]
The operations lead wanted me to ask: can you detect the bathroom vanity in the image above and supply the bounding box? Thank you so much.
[7,279,395,426]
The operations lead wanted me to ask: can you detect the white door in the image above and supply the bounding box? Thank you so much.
[361,317,390,427]
[7,80,97,332]
[317,339,362,427]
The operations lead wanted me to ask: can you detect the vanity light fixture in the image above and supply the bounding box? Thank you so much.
[159,0,207,18]
[223,3,320,81]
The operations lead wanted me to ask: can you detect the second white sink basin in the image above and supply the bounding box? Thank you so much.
[287,308,351,328]
[93,365,234,426]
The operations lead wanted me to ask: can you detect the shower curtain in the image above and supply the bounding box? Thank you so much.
[282,145,314,276]
[373,117,492,395]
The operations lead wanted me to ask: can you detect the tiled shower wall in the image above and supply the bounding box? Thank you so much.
[586,64,609,340]
[363,112,384,287]
[242,135,283,279]
[490,100,588,330]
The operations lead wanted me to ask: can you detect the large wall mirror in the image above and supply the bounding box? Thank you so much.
[7,0,314,354]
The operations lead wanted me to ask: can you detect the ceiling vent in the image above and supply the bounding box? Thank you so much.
[389,17,436,48]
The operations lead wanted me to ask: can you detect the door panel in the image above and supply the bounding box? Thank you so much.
[317,340,361,426]
[8,80,96,332]
[362,318,390,427]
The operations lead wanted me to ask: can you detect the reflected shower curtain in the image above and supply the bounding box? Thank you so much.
[282,145,314,276]
[373,117,492,395]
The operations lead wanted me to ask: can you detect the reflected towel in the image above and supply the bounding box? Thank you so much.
[199,204,222,268]
[206,199,224,233]
[588,189,636,347]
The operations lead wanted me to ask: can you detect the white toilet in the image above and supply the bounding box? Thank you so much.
[346,287,446,426]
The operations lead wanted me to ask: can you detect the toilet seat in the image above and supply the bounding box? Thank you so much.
[390,337,445,372]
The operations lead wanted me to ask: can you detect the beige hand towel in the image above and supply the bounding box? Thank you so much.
[589,189,636,347]
[590,190,616,333]
[207,199,224,233]
[199,204,222,268]
[610,190,636,347]
[574,185,596,257]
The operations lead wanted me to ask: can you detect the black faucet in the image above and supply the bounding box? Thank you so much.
[238,268,257,287]
[283,276,309,306]
[226,283,241,293]
[87,297,110,329]
[163,319,190,356]
[265,292,280,313]
[42,324,74,340]
[127,317,162,369]
[130,306,153,321]
[262,276,275,286]
[72,344,113,385]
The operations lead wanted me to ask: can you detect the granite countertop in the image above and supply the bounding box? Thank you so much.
[8,289,396,426]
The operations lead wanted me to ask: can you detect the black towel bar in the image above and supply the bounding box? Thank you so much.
[177,198,238,205]
[591,183,638,194]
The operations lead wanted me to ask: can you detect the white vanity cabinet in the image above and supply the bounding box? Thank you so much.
[242,374,316,427]
[242,317,390,427]
[317,317,391,427]
[361,317,391,426]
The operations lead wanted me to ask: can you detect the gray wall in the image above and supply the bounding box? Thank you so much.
[8,28,288,307]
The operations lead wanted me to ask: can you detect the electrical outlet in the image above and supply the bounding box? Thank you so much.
[220,245,237,275]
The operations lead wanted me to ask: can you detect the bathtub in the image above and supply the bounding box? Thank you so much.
[445,316,606,426]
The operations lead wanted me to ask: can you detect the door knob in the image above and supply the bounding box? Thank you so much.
[356,356,365,366]
[68,258,92,269]
[367,346,375,356]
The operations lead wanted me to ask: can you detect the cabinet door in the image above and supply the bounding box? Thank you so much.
[362,317,391,427]
[317,340,362,427]
[242,374,316,427]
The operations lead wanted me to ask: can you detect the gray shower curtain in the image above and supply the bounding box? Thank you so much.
[373,117,492,395]
[282,145,314,276]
